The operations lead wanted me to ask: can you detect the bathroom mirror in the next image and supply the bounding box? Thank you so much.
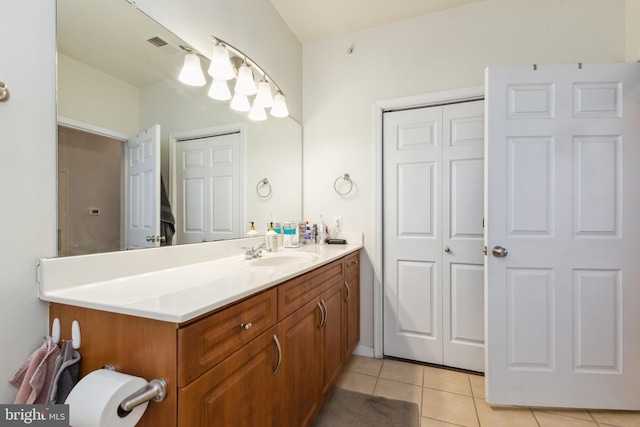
[56,0,302,256]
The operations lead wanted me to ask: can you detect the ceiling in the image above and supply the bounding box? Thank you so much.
[269,0,487,44]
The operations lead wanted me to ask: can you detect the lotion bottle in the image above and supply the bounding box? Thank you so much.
[266,222,279,251]
[247,222,258,237]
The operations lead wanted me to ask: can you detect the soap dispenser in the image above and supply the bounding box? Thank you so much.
[266,222,279,251]
[247,222,258,237]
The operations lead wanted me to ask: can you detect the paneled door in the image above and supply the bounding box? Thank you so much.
[485,63,640,408]
[124,125,160,249]
[175,132,241,243]
[383,100,485,372]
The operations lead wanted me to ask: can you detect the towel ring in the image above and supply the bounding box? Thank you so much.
[334,173,353,196]
[256,178,272,198]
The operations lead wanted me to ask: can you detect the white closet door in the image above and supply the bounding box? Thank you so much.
[442,101,485,372]
[383,101,485,371]
[383,106,444,363]
[175,132,241,244]
[485,63,640,408]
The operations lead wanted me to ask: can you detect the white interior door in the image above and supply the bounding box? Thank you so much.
[485,63,640,409]
[383,100,485,371]
[175,132,241,243]
[124,125,160,249]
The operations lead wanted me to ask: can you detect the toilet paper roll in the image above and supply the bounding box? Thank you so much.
[65,369,150,427]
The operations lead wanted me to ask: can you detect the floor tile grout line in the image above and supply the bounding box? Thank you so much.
[467,374,482,427]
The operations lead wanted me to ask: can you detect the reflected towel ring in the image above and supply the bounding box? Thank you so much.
[334,173,353,196]
[256,178,272,198]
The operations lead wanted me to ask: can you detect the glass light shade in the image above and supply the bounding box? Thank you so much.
[208,79,231,101]
[234,64,257,96]
[248,101,267,121]
[255,80,274,108]
[178,53,206,87]
[230,93,251,112]
[208,44,235,80]
[270,92,289,118]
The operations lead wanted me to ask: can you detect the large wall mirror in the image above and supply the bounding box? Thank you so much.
[56,0,302,257]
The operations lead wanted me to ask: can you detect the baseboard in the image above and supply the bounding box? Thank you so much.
[352,344,376,358]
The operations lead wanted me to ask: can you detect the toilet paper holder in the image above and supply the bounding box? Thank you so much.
[103,364,167,413]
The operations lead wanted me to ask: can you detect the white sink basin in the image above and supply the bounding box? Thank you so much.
[250,252,319,267]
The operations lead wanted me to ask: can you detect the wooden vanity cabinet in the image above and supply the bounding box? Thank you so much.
[344,251,360,362]
[48,250,360,427]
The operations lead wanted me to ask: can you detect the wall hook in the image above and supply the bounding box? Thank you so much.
[0,81,10,102]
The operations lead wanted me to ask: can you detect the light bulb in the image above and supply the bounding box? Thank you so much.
[255,80,274,108]
[178,53,206,87]
[230,92,251,112]
[270,92,289,118]
[208,44,235,80]
[249,100,267,121]
[208,79,231,101]
[234,63,257,96]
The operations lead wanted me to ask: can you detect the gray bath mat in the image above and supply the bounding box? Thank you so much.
[312,387,420,427]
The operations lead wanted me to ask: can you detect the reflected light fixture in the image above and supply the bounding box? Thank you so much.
[230,92,251,112]
[208,79,231,101]
[178,50,206,87]
[255,79,274,108]
[249,101,267,121]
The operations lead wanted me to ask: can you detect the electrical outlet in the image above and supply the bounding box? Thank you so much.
[332,215,342,232]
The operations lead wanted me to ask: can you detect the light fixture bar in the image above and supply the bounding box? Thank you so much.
[208,36,285,98]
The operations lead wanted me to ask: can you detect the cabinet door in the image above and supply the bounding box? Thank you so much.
[178,327,279,427]
[321,282,344,395]
[344,253,360,361]
[276,298,323,427]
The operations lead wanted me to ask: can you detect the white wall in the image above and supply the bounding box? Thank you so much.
[57,54,140,135]
[0,1,56,403]
[302,0,627,351]
[627,0,640,60]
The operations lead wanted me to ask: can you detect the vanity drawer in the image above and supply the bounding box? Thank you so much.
[278,258,344,321]
[345,251,360,275]
[178,288,277,386]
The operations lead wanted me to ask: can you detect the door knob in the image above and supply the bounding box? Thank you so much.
[492,246,508,257]
[444,247,451,253]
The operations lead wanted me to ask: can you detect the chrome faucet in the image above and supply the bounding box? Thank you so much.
[243,244,271,260]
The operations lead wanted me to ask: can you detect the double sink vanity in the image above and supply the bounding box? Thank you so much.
[38,233,362,427]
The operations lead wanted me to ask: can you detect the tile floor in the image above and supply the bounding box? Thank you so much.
[335,355,640,427]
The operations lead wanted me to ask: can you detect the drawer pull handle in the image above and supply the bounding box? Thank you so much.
[320,300,328,327]
[349,260,359,265]
[344,281,351,302]
[240,322,253,330]
[317,302,325,329]
[273,334,282,375]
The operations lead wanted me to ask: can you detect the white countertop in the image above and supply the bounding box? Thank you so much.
[39,236,362,323]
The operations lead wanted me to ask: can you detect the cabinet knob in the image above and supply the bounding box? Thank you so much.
[240,322,253,330]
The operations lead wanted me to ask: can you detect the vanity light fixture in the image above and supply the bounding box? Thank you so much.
[234,61,258,96]
[178,37,290,120]
[178,49,206,87]
[208,42,236,80]
[270,91,289,118]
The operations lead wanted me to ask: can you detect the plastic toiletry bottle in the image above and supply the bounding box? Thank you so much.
[266,222,279,251]
[304,221,311,244]
[247,222,258,237]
